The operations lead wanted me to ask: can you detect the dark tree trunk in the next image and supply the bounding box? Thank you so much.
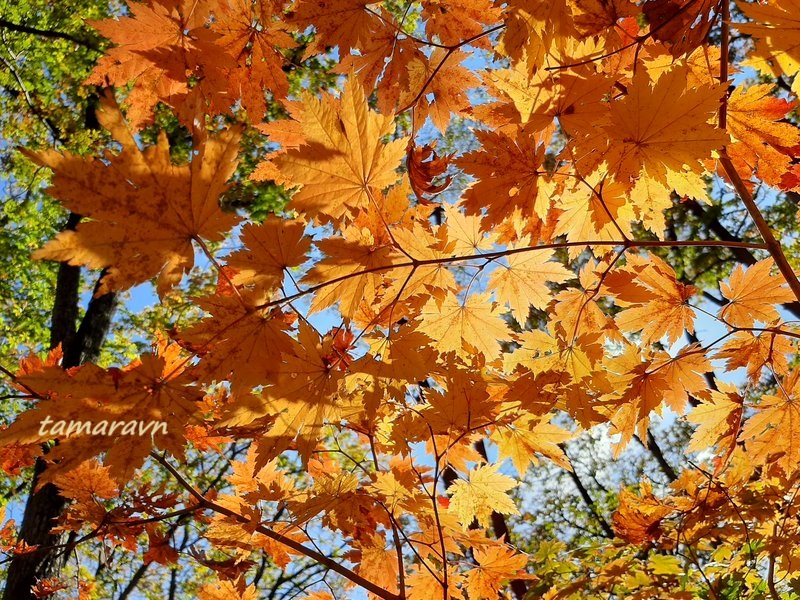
[3,215,117,600]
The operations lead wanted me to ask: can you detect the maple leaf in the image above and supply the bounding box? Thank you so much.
[713,330,792,380]
[351,534,400,596]
[407,49,480,132]
[0,340,202,483]
[441,204,494,256]
[226,216,311,293]
[491,414,573,475]
[736,0,800,94]
[718,258,796,327]
[687,381,744,471]
[287,0,386,57]
[609,345,711,454]
[612,252,698,345]
[263,76,407,223]
[487,246,573,322]
[554,175,633,248]
[198,581,258,600]
[464,545,532,600]
[86,0,220,126]
[178,290,298,392]
[27,92,242,297]
[407,140,454,199]
[448,463,519,528]
[457,126,549,226]
[612,480,676,544]
[416,292,511,360]
[52,460,118,504]
[574,64,728,195]
[739,370,800,475]
[212,0,295,118]
[252,323,362,463]
[643,0,719,57]
[483,62,613,139]
[422,0,500,49]
[725,84,800,188]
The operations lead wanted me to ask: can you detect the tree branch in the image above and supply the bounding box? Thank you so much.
[0,17,99,51]
[151,453,402,600]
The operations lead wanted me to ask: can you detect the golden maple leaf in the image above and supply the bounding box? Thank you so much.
[448,463,519,529]
[725,84,800,188]
[573,64,728,196]
[612,252,698,345]
[464,545,532,600]
[264,76,408,224]
[687,380,744,471]
[226,216,311,293]
[0,340,201,483]
[487,246,573,322]
[416,292,511,360]
[737,0,800,94]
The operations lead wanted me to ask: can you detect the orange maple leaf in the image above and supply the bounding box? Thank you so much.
[612,480,676,544]
[86,0,220,127]
[487,246,573,322]
[612,252,698,346]
[27,92,242,297]
[725,84,800,188]
[687,380,744,472]
[718,258,796,327]
[457,126,549,226]
[226,216,311,293]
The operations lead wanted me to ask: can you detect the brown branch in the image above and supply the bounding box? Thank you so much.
[560,447,614,539]
[718,153,800,303]
[150,453,401,600]
[258,238,770,313]
[638,429,677,482]
[717,0,800,304]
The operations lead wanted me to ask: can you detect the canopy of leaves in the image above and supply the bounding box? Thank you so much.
[2,0,800,599]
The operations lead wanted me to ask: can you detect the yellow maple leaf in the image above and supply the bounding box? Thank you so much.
[726,84,800,187]
[612,253,698,345]
[265,75,407,223]
[198,581,258,600]
[448,463,519,529]
[0,340,201,483]
[491,414,573,475]
[416,292,511,360]
[713,330,792,380]
[687,380,743,468]
[488,246,573,322]
[739,370,800,475]
[227,217,311,293]
[456,126,549,226]
[27,91,242,297]
[737,0,800,94]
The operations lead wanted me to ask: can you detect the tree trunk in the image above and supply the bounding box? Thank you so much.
[3,222,117,600]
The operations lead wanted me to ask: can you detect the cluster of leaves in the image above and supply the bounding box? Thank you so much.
[3,0,800,598]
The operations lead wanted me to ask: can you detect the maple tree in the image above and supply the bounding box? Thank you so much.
[3,0,800,598]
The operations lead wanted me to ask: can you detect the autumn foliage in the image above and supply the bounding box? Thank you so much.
[4,0,800,598]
